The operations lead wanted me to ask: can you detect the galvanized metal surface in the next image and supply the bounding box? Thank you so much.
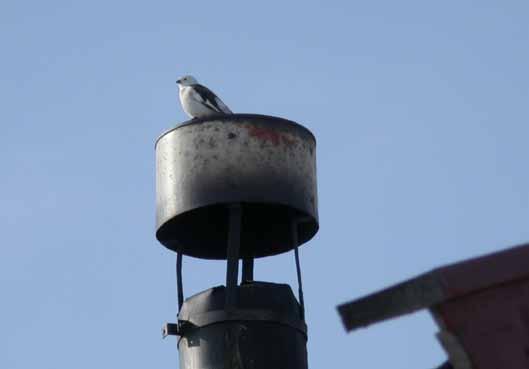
[178,322,308,369]
[155,114,318,259]
[176,282,308,369]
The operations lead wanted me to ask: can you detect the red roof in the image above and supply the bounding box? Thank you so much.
[337,242,529,369]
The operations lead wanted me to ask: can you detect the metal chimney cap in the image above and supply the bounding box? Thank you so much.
[155,114,319,259]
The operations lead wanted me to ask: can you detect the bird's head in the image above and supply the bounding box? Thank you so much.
[176,75,198,87]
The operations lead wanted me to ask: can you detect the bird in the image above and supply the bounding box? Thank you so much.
[176,75,233,118]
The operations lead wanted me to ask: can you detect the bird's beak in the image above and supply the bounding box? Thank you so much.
[176,79,181,85]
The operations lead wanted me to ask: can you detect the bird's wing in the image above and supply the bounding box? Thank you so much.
[191,84,233,114]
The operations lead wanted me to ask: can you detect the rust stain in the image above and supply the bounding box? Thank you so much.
[281,134,296,147]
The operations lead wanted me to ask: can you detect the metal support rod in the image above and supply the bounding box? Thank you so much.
[241,258,254,283]
[292,219,305,320]
[176,252,184,311]
[225,204,242,310]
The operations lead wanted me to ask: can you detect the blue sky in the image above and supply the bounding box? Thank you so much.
[1,1,528,368]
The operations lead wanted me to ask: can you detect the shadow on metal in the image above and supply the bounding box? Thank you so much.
[175,282,308,369]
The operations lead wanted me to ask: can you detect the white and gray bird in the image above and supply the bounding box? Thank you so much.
[176,75,233,118]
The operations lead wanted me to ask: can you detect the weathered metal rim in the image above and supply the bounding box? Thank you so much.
[178,309,308,337]
[155,113,316,148]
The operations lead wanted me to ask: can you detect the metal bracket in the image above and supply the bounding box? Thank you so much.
[162,320,194,338]
[162,322,179,338]
[176,252,184,310]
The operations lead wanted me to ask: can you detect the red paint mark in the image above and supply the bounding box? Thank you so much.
[246,126,297,147]
[247,126,281,146]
